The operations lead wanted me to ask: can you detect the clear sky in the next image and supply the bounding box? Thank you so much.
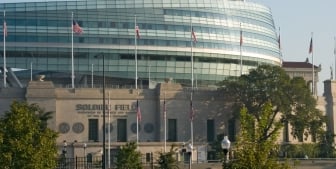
[3,0,336,95]
[253,0,336,96]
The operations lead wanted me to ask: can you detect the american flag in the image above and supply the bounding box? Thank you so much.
[278,27,281,50]
[189,100,194,121]
[137,100,142,121]
[3,21,7,36]
[163,98,166,119]
[191,27,197,43]
[240,30,243,46]
[72,20,83,34]
[278,33,281,50]
[135,25,140,39]
[309,37,313,54]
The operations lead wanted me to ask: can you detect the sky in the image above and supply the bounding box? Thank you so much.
[3,0,336,95]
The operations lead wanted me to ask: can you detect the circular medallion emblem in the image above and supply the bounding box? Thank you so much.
[59,122,70,134]
[131,123,141,133]
[72,122,84,133]
[144,123,154,133]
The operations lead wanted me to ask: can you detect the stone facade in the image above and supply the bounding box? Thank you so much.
[0,81,231,162]
[0,78,335,162]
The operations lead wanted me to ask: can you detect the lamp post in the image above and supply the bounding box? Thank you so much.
[62,140,67,169]
[221,136,231,168]
[94,53,106,169]
[187,143,193,169]
[84,143,87,168]
[62,140,67,157]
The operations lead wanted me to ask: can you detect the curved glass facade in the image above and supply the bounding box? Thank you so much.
[0,0,280,87]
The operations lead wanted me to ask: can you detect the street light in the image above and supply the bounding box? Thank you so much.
[94,53,106,169]
[221,136,231,168]
[187,143,193,169]
[61,140,68,169]
[62,140,67,157]
[84,143,87,168]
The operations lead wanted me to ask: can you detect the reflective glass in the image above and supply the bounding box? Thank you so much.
[0,0,280,87]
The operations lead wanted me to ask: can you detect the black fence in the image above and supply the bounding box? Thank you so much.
[55,155,156,169]
[56,156,102,169]
[55,153,194,169]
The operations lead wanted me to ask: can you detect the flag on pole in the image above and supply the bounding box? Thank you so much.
[137,100,142,121]
[334,37,336,55]
[135,25,140,39]
[163,98,166,119]
[277,27,281,50]
[3,21,7,36]
[309,37,313,54]
[240,30,243,46]
[189,100,194,121]
[191,27,197,43]
[278,33,281,50]
[163,95,167,152]
[72,20,83,34]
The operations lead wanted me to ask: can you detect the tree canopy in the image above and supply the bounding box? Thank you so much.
[219,65,326,142]
[115,141,143,169]
[230,103,291,169]
[157,144,179,169]
[0,101,58,169]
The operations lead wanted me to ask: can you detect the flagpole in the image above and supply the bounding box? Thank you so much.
[136,99,139,145]
[3,10,6,88]
[102,53,106,169]
[278,27,282,65]
[108,92,111,169]
[190,19,194,164]
[71,12,74,88]
[189,92,194,168]
[334,36,336,79]
[240,23,242,76]
[135,15,140,146]
[30,61,33,81]
[148,64,151,87]
[164,91,167,153]
[91,63,94,88]
[190,92,193,151]
[191,22,194,89]
[311,32,314,95]
[135,15,138,90]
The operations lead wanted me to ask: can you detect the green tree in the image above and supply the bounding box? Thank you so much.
[219,65,326,143]
[157,144,179,169]
[0,101,58,169]
[317,131,335,157]
[115,141,143,169]
[36,108,54,130]
[209,134,225,160]
[230,103,291,169]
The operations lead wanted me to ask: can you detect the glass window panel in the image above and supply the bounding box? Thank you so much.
[166,67,174,72]
[176,67,184,73]
[119,66,127,71]
[157,67,165,72]
[156,24,164,30]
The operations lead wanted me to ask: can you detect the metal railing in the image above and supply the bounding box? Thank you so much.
[56,156,102,169]
[55,156,336,169]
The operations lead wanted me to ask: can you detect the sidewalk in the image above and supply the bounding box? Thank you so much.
[148,159,336,169]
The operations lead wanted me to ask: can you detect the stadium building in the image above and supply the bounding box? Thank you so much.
[0,0,305,167]
[0,0,281,88]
